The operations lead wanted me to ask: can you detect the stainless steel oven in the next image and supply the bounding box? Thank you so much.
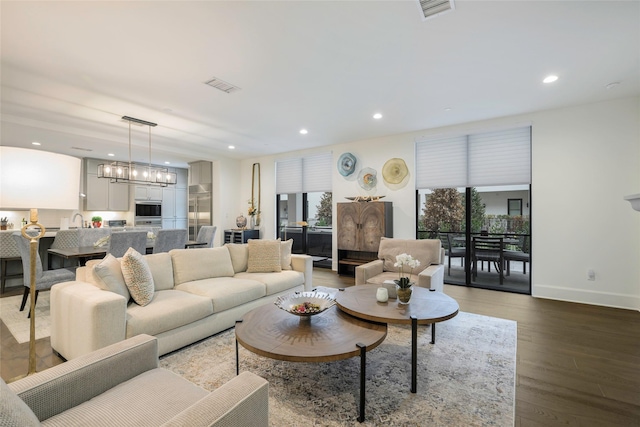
[135,201,162,227]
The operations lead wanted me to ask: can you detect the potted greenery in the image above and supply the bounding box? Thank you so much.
[91,216,102,228]
[393,253,421,304]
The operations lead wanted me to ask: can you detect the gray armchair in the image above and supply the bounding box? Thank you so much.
[1,334,269,427]
[355,237,445,292]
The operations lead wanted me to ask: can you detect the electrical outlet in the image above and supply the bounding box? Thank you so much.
[587,269,595,281]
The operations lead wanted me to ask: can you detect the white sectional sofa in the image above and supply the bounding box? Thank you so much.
[51,241,312,360]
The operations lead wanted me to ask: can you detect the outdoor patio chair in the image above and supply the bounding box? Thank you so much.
[446,233,466,276]
[504,235,530,275]
[12,232,76,316]
[471,236,504,285]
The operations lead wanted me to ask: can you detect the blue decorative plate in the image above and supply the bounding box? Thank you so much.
[337,152,357,177]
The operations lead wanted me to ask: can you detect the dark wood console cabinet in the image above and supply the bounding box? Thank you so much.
[336,201,393,276]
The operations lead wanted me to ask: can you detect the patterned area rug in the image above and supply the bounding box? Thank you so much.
[0,293,51,343]
[160,311,516,426]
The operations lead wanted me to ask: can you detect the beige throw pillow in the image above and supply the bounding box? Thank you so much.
[121,248,154,306]
[93,254,130,300]
[281,239,293,270]
[247,239,282,273]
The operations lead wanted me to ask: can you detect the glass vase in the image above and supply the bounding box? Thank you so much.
[395,282,413,304]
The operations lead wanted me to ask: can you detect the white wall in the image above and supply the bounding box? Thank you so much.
[238,96,640,311]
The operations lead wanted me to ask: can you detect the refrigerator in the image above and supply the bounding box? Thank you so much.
[188,184,212,241]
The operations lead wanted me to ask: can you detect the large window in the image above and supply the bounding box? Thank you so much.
[416,127,531,294]
[276,153,333,267]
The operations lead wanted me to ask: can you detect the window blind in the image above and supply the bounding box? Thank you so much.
[276,157,302,194]
[276,152,332,194]
[416,126,531,189]
[302,152,332,193]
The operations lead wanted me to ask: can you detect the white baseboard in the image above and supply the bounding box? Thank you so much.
[533,284,640,311]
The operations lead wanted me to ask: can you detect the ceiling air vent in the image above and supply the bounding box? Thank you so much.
[204,77,241,94]
[417,0,455,21]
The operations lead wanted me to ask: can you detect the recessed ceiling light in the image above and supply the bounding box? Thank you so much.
[444,107,452,112]
[300,129,308,135]
[31,141,41,146]
[605,81,621,90]
[164,161,170,165]
[108,153,115,157]
[543,75,558,84]
[228,145,235,150]
[373,113,382,120]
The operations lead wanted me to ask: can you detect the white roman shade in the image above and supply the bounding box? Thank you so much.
[276,157,303,194]
[416,126,531,189]
[276,152,332,194]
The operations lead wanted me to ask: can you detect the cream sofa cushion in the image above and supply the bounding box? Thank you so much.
[121,248,155,306]
[175,277,266,314]
[93,254,130,300]
[171,247,234,286]
[247,239,281,273]
[280,239,293,270]
[126,290,213,338]
[144,252,174,291]
[226,243,249,273]
[235,270,304,295]
[378,237,441,274]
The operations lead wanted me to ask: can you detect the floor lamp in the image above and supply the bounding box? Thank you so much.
[0,147,81,378]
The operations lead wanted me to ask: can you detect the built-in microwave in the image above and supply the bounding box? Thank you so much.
[135,201,162,218]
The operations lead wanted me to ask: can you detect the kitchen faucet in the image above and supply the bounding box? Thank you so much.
[72,212,84,228]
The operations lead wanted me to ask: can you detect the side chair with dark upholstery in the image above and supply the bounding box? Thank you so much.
[471,236,504,285]
[504,235,530,275]
[446,233,466,276]
[12,232,76,316]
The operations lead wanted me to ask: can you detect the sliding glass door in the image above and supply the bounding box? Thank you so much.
[415,126,532,294]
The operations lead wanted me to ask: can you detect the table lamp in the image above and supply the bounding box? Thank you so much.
[0,146,81,378]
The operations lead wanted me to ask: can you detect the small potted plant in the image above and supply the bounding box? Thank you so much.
[393,253,421,304]
[91,216,102,228]
[0,217,8,230]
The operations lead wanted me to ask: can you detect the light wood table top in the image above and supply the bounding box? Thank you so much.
[335,284,459,325]
[235,303,387,363]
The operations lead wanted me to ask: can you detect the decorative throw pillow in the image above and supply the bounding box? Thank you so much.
[94,254,130,300]
[120,247,154,306]
[281,239,293,270]
[247,239,282,273]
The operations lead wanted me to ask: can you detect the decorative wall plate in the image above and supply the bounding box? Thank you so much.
[337,152,357,177]
[357,167,377,190]
[382,158,408,184]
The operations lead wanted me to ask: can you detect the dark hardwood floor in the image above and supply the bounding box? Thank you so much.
[2,269,639,426]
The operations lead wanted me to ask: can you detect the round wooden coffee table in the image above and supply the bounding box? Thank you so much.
[235,302,387,422]
[335,284,459,393]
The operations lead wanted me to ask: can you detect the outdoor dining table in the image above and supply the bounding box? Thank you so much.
[48,240,207,268]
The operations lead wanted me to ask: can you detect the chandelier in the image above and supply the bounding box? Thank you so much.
[97,116,177,186]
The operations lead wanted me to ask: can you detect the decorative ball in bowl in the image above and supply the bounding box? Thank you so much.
[274,291,336,317]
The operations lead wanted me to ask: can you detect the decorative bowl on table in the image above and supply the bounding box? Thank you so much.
[274,291,336,317]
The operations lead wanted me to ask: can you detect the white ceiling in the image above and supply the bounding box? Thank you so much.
[2,1,639,168]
